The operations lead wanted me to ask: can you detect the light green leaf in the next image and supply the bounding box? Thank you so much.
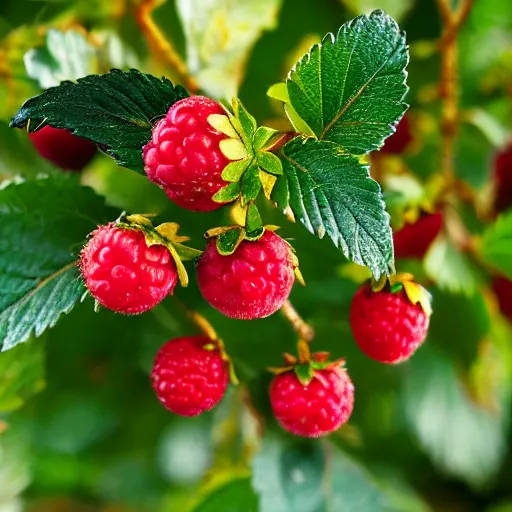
[176,0,283,99]
[241,165,262,205]
[258,151,283,175]
[246,203,263,233]
[212,182,240,203]
[24,29,99,89]
[481,211,512,279]
[221,159,251,182]
[278,137,393,279]
[192,477,258,512]
[286,10,409,154]
[0,174,118,351]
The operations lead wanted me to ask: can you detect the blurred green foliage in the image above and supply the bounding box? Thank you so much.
[1,0,512,511]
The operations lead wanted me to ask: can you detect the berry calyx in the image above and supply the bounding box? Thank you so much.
[80,222,178,314]
[29,126,96,171]
[151,336,229,416]
[196,230,296,319]
[143,96,235,212]
[381,114,413,154]
[270,351,354,438]
[393,212,443,259]
[350,278,431,364]
[493,143,512,213]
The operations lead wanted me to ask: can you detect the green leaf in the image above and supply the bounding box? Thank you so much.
[286,10,408,154]
[192,477,258,512]
[10,69,189,173]
[221,158,251,183]
[176,0,283,99]
[258,151,283,175]
[216,228,245,256]
[402,346,510,488]
[252,437,390,512]
[232,98,257,144]
[279,137,393,279]
[24,29,99,89]
[212,182,240,203]
[0,174,118,351]
[481,211,512,279]
[253,126,278,150]
[241,165,262,206]
[246,203,263,233]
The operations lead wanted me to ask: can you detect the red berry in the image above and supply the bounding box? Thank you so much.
[350,284,430,364]
[381,114,413,154]
[393,212,443,260]
[492,276,512,322]
[196,231,295,320]
[29,126,96,171]
[80,223,178,314]
[143,96,232,212]
[493,143,512,213]
[151,336,229,416]
[270,365,354,437]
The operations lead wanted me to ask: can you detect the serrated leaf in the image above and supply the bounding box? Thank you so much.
[212,182,240,203]
[217,228,245,256]
[258,151,283,175]
[24,29,99,89]
[286,10,409,153]
[241,165,262,206]
[10,69,189,173]
[481,211,512,279]
[176,0,283,99]
[279,137,393,279]
[0,174,118,351]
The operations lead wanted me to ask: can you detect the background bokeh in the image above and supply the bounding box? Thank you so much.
[1,0,512,511]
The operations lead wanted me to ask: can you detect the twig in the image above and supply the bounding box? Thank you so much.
[280,300,315,342]
[133,0,198,93]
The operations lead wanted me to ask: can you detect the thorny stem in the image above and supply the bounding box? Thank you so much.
[435,0,474,186]
[133,0,198,94]
[280,300,315,343]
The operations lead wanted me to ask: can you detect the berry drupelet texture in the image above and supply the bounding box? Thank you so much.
[80,223,178,314]
[350,284,430,364]
[29,126,96,171]
[143,96,231,212]
[270,366,354,437]
[151,336,229,416]
[196,231,295,320]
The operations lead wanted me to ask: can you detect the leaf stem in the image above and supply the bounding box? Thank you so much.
[133,0,198,94]
[435,0,474,185]
[280,300,314,342]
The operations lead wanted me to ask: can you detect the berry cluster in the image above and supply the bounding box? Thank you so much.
[77,95,433,438]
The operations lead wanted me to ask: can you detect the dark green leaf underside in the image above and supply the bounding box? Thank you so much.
[0,174,118,351]
[10,69,188,173]
[287,9,409,154]
[277,137,393,278]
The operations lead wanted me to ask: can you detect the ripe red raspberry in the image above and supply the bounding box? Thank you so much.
[492,276,512,322]
[151,336,229,416]
[196,231,295,319]
[80,223,178,314]
[270,365,354,437]
[350,284,430,364]
[29,126,96,171]
[393,212,443,259]
[493,143,512,213]
[381,114,413,154]
[143,96,232,212]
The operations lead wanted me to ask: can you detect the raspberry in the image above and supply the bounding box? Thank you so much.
[151,336,229,416]
[80,223,178,314]
[29,126,96,171]
[196,231,295,319]
[492,276,512,322]
[493,143,512,213]
[350,284,430,364]
[393,212,443,259]
[270,365,354,437]
[143,96,232,212]
[381,114,413,154]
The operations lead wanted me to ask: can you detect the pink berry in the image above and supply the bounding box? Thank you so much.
[350,284,430,364]
[143,96,232,212]
[196,231,295,320]
[29,126,96,171]
[381,114,413,154]
[270,365,354,437]
[492,276,512,322]
[80,223,178,314]
[151,336,229,416]
[393,212,443,260]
